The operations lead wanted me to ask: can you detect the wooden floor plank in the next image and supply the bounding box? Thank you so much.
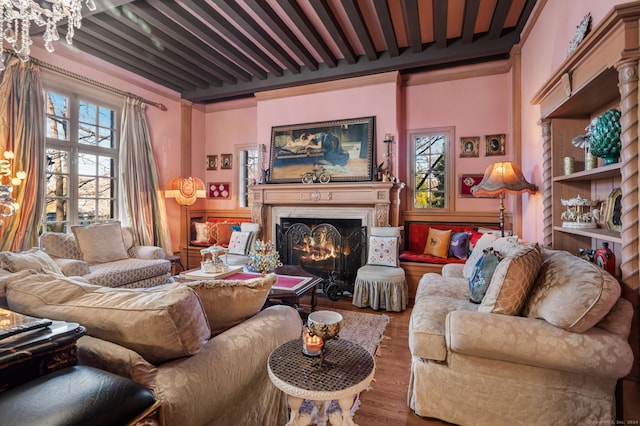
[309,293,452,426]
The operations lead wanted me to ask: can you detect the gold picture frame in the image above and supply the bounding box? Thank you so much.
[207,182,231,199]
[221,154,233,170]
[460,137,479,158]
[206,155,217,170]
[604,187,622,232]
[485,134,506,156]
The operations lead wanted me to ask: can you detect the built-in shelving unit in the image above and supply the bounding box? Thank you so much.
[531,3,640,418]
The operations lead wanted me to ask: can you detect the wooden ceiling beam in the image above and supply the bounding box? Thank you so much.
[489,0,512,39]
[341,0,377,61]
[462,0,481,44]
[401,0,422,54]
[373,0,399,57]
[310,0,356,64]
[432,0,448,49]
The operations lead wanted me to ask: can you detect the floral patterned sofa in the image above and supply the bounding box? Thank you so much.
[39,222,171,288]
[408,233,635,425]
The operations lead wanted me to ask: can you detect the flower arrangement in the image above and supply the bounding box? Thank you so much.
[246,240,282,276]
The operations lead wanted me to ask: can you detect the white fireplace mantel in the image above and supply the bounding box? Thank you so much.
[250,182,405,240]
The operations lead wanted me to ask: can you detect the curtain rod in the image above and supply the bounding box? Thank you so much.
[3,50,167,111]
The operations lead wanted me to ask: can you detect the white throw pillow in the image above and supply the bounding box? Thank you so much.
[0,248,63,276]
[367,235,399,267]
[72,222,129,264]
[228,231,252,255]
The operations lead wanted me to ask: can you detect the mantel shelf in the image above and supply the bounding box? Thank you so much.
[554,225,622,244]
[553,163,621,182]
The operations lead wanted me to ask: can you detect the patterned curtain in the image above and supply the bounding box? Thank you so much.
[0,55,45,251]
[120,96,173,254]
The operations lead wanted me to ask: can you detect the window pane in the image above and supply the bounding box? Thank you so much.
[97,177,114,199]
[79,125,96,146]
[78,153,97,174]
[78,176,96,197]
[79,101,97,124]
[97,199,114,220]
[98,127,115,148]
[45,92,69,140]
[45,199,67,224]
[97,156,113,177]
[99,106,114,128]
[414,133,448,209]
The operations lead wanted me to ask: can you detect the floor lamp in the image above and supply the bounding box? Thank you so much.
[165,177,206,269]
[471,162,537,236]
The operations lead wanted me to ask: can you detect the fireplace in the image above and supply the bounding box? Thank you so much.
[276,218,366,300]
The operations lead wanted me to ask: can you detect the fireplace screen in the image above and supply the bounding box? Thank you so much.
[276,219,366,300]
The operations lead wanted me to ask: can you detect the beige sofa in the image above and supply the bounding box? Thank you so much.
[1,269,302,426]
[408,234,635,426]
[39,222,171,288]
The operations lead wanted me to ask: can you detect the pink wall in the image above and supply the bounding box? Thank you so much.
[519,0,622,243]
[403,72,512,213]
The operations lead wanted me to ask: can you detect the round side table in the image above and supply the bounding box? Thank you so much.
[268,338,374,426]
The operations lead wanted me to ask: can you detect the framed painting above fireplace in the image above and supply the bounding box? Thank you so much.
[268,116,375,183]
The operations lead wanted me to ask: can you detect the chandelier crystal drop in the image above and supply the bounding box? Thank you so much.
[0,0,96,70]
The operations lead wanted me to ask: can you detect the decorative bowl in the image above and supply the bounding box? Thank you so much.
[307,310,342,341]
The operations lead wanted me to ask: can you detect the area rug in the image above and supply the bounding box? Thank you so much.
[300,308,390,419]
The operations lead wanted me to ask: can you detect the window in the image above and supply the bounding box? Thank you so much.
[44,88,120,232]
[409,127,453,210]
[237,145,259,208]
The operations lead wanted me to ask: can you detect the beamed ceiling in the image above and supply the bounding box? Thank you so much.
[45,0,537,104]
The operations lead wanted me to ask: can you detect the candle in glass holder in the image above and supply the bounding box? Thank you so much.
[302,327,323,356]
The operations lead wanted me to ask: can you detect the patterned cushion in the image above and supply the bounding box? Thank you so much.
[194,222,210,244]
[228,231,252,255]
[0,248,63,276]
[463,234,519,280]
[449,232,470,259]
[423,228,452,258]
[468,248,502,303]
[214,222,239,247]
[182,274,276,336]
[523,249,621,332]
[479,243,542,315]
[367,235,399,267]
[6,272,210,364]
[40,232,81,260]
[72,222,129,264]
[84,258,171,288]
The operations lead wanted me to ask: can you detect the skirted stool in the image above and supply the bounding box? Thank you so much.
[352,226,408,312]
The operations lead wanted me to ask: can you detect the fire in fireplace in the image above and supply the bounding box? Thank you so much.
[276,218,366,300]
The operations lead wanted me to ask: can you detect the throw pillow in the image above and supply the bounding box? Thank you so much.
[193,222,210,244]
[367,235,399,267]
[0,248,64,276]
[468,248,502,303]
[5,272,210,364]
[449,232,470,260]
[215,222,239,247]
[522,249,621,332]
[72,222,129,264]
[227,231,252,255]
[479,243,542,315]
[463,234,519,280]
[183,274,276,336]
[423,228,452,258]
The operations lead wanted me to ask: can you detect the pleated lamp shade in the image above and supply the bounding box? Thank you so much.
[165,177,206,206]
[471,162,536,197]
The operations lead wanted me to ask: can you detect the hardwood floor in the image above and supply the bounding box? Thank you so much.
[309,293,452,426]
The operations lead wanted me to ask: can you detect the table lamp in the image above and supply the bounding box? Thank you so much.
[471,162,536,236]
[165,176,206,268]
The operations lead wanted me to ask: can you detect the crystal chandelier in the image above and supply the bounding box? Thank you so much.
[0,0,96,70]
[0,151,26,217]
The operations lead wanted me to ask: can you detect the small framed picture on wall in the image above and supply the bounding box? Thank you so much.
[459,137,479,158]
[208,182,231,199]
[485,134,506,156]
[221,154,233,170]
[458,174,484,197]
[207,155,217,170]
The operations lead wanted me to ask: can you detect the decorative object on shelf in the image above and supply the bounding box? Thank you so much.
[0,151,26,217]
[200,246,229,274]
[560,195,598,228]
[563,156,575,175]
[604,187,622,232]
[572,121,598,170]
[246,240,282,276]
[306,310,343,369]
[207,182,230,199]
[221,154,233,169]
[383,133,394,178]
[301,166,330,184]
[206,155,217,170]
[567,13,592,56]
[458,174,484,198]
[460,137,480,158]
[471,162,537,236]
[165,176,206,269]
[0,0,96,70]
[577,248,594,263]
[485,134,506,156]
[268,116,374,183]
[589,109,621,165]
[593,242,616,276]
